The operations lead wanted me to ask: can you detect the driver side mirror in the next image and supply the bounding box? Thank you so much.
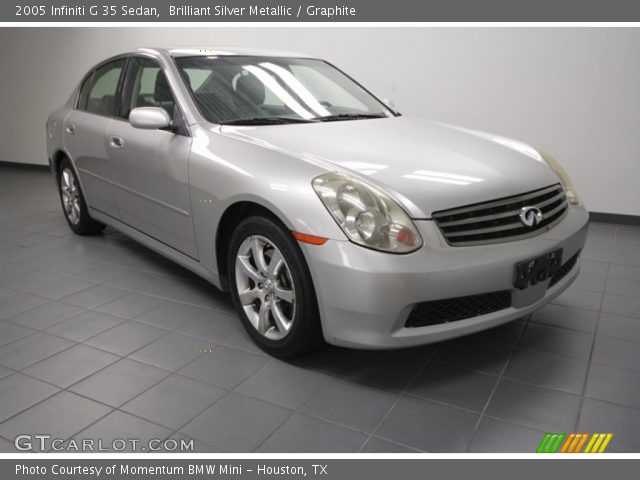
[129,107,172,130]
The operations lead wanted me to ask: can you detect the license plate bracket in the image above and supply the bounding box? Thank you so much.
[514,248,563,290]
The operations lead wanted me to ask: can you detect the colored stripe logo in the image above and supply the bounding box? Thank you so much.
[537,433,612,453]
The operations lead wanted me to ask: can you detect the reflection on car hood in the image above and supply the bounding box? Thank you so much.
[218,116,560,218]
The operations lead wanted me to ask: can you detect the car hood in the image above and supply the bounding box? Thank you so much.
[218,116,560,218]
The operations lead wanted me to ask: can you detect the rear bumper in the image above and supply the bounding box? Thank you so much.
[303,204,589,349]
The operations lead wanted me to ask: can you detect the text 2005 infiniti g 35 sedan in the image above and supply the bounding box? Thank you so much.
[46,47,588,356]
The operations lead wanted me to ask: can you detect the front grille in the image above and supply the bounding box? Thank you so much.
[549,250,580,287]
[432,184,568,246]
[405,291,512,328]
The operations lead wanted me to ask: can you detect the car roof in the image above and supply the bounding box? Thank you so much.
[132,47,316,59]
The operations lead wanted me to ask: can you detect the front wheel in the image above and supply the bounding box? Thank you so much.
[228,216,324,357]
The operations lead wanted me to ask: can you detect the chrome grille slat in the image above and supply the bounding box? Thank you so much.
[437,190,566,228]
[444,200,567,238]
[541,199,568,219]
[445,221,524,237]
[435,184,560,218]
[433,184,568,246]
[444,212,568,247]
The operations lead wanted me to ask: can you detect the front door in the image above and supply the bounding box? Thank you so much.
[107,56,197,257]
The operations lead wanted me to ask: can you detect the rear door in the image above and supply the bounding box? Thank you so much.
[64,58,126,218]
[107,55,197,257]
[63,58,126,217]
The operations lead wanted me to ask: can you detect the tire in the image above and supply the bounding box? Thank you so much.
[57,158,105,235]
[227,215,324,357]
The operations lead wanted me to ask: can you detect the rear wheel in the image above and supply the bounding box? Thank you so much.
[57,158,105,235]
[228,216,324,357]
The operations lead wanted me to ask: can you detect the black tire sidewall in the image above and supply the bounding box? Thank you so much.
[227,216,322,357]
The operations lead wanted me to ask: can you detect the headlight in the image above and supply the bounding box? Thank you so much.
[539,151,580,205]
[312,172,422,253]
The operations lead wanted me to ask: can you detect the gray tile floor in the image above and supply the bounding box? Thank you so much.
[0,164,639,453]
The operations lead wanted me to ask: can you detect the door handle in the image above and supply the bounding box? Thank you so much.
[65,124,75,135]
[109,136,124,149]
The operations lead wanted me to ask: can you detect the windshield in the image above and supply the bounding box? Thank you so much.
[174,56,395,125]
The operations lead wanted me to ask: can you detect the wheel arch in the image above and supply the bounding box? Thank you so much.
[50,149,89,197]
[215,200,294,291]
[51,149,69,173]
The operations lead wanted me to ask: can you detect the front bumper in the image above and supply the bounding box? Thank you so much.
[303,204,589,349]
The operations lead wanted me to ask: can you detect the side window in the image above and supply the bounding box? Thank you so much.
[83,59,126,117]
[124,57,177,119]
[77,72,94,111]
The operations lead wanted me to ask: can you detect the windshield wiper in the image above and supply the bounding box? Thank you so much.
[221,113,387,126]
[220,117,317,126]
[317,113,387,122]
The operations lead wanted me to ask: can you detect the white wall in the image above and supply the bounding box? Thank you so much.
[0,27,638,216]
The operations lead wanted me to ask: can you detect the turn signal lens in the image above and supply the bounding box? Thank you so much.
[292,231,328,245]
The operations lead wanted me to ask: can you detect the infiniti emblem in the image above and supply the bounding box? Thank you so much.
[519,206,543,227]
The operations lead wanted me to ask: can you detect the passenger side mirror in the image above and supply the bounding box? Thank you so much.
[129,107,172,130]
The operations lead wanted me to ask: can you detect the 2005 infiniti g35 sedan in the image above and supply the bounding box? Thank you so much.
[46,47,588,356]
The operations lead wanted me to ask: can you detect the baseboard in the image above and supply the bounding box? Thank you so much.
[0,160,49,171]
[590,211,640,226]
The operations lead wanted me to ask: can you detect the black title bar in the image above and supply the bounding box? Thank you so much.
[3,0,640,22]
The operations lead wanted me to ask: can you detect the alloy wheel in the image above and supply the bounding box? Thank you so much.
[60,168,81,225]
[234,235,296,340]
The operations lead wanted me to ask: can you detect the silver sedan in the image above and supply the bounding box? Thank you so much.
[46,47,588,356]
